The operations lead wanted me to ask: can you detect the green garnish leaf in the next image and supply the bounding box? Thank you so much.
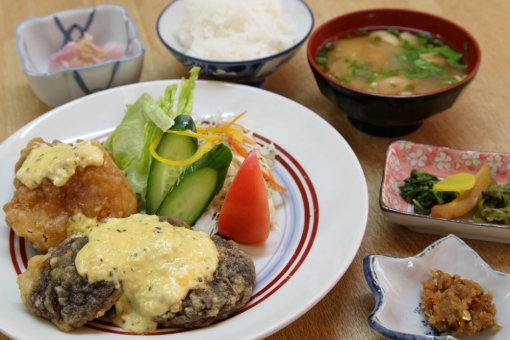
[314,28,468,92]
[402,59,447,79]
[432,39,445,46]
[475,182,510,224]
[438,46,468,69]
[337,75,351,84]
[316,56,328,64]
[386,28,399,35]
[317,50,328,57]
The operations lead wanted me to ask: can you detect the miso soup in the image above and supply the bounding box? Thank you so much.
[316,28,468,95]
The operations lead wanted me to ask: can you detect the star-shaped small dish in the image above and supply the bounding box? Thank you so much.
[364,234,510,340]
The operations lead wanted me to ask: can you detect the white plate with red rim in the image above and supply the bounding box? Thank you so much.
[380,140,510,243]
[0,80,368,340]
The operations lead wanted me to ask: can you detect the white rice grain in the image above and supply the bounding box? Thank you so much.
[173,0,297,61]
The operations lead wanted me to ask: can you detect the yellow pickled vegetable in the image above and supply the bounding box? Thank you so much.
[433,173,476,192]
[431,164,492,219]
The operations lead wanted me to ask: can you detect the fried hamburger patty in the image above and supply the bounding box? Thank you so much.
[3,138,137,253]
[17,218,256,332]
[17,236,123,332]
[154,235,256,328]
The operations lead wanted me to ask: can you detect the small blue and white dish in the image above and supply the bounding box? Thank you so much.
[156,0,314,86]
[15,4,144,107]
[364,234,510,340]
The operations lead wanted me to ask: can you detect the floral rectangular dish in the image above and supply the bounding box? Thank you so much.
[380,140,510,243]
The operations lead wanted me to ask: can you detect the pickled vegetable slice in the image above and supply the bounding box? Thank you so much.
[431,164,492,219]
[433,173,476,192]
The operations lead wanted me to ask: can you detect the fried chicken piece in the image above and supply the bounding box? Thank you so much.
[3,138,137,253]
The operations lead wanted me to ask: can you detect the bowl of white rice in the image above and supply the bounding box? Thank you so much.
[156,0,313,86]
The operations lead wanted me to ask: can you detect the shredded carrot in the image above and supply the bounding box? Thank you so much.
[226,134,287,192]
[243,136,257,145]
[151,112,287,191]
[262,170,287,192]
[226,110,247,127]
[227,133,247,158]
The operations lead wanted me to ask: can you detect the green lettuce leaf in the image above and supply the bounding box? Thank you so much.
[176,66,200,116]
[104,67,200,208]
[157,84,178,119]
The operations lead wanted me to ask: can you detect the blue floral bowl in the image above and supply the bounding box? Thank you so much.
[156,0,313,86]
[364,234,510,340]
[15,4,145,107]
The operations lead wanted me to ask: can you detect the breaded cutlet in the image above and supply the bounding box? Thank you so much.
[3,138,137,253]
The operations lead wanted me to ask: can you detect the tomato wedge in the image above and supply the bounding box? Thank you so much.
[218,151,270,244]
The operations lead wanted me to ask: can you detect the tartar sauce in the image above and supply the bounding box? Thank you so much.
[16,140,104,189]
[74,214,219,333]
[67,213,99,235]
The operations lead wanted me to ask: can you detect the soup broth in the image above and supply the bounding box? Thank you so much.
[316,29,468,95]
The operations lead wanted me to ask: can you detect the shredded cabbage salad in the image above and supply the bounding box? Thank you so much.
[192,112,281,235]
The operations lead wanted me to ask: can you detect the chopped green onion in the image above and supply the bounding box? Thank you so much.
[386,28,399,35]
[316,56,328,64]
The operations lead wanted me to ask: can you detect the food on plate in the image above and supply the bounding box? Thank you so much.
[3,138,137,253]
[10,66,286,334]
[17,214,256,333]
[107,67,285,238]
[184,114,284,237]
[48,33,125,72]
[398,169,459,215]
[104,67,200,208]
[421,269,500,336]
[218,151,270,243]
[154,143,232,226]
[316,28,468,95]
[433,172,475,192]
[172,0,298,61]
[146,114,198,214]
[475,180,510,224]
[399,164,494,219]
[17,236,122,332]
[431,163,492,219]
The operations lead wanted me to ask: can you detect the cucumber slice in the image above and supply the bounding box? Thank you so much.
[146,115,197,214]
[156,143,232,225]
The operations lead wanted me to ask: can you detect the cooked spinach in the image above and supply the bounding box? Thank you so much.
[399,169,459,215]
